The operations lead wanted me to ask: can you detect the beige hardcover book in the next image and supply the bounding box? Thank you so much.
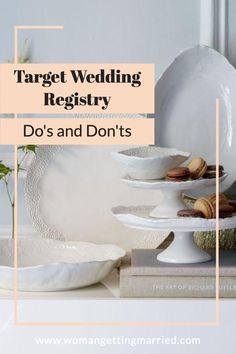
[131,249,236,277]
[120,270,236,298]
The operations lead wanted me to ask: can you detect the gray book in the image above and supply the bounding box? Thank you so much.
[120,269,236,298]
[131,249,236,277]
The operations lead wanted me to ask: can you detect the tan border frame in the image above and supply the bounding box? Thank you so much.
[13,26,220,326]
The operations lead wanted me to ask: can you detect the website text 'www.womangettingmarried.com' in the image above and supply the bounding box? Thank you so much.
[34,335,201,347]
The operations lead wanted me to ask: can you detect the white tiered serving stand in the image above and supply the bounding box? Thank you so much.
[112,173,236,264]
[121,174,228,218]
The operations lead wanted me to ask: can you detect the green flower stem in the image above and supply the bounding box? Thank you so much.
[3,178,13,206]
[18,151,28,170]
[3,177,14,239]
[3,151,27,239]
[1,145,37,239]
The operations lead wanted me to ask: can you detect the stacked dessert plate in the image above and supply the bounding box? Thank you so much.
[111,147,236,264]
[122,174,228,218]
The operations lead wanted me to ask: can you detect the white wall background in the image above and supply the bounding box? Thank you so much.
[0,2,236,354]
[0,0,234,235]
[0,0,200,77]
[228,0,236,66]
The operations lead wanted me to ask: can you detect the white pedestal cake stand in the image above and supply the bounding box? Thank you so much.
[111,205,236,264]
[122,174,227,218]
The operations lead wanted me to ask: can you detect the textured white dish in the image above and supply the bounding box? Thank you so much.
[111,146,190,180]
[112,206,236,232]
[122,173,228,190]
[25,145,167,250]
[0,238,125,291]
[155,45,236,195]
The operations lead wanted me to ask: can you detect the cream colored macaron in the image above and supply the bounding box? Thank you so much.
[207,193,228,206]
[194,197,215,219]
[187,158,207,180]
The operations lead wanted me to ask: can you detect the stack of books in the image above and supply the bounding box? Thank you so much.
[120,249,236,298]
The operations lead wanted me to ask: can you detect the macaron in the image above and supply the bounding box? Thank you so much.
[219,204,234,218]
[206,165,224,172]
[228,200,236,213]
[166,167,190,181]
[187,158,207,180]
[177,209,204,218]
[207,193,228,206]
[203,165,224,179]
[194,197,215,219]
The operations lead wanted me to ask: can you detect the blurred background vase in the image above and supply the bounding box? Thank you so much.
[184,192,236,250]
[194,229,236,250]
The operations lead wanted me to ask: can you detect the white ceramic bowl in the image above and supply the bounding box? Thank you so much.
[0,238,125,292]
[111,146,190,180]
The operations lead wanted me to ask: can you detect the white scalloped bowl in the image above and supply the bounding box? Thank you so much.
[0,238,125,292]
[111,146,191,180]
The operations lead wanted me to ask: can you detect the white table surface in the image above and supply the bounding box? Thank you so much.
[0,270,235,354]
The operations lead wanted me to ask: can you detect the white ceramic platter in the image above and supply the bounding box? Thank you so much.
[122,173,227,190]
[155,45,236,195]
[112,206,236,232]
[25,146,167,250]
[0,238,125,291]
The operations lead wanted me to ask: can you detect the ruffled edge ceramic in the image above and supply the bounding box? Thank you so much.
[121,173,228,218]
[111,146,191,180]
[154,45,236,195]
[25,145,168,250]
[112,205,236,232]
[122,173,228,191]
[0,238,125,291]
